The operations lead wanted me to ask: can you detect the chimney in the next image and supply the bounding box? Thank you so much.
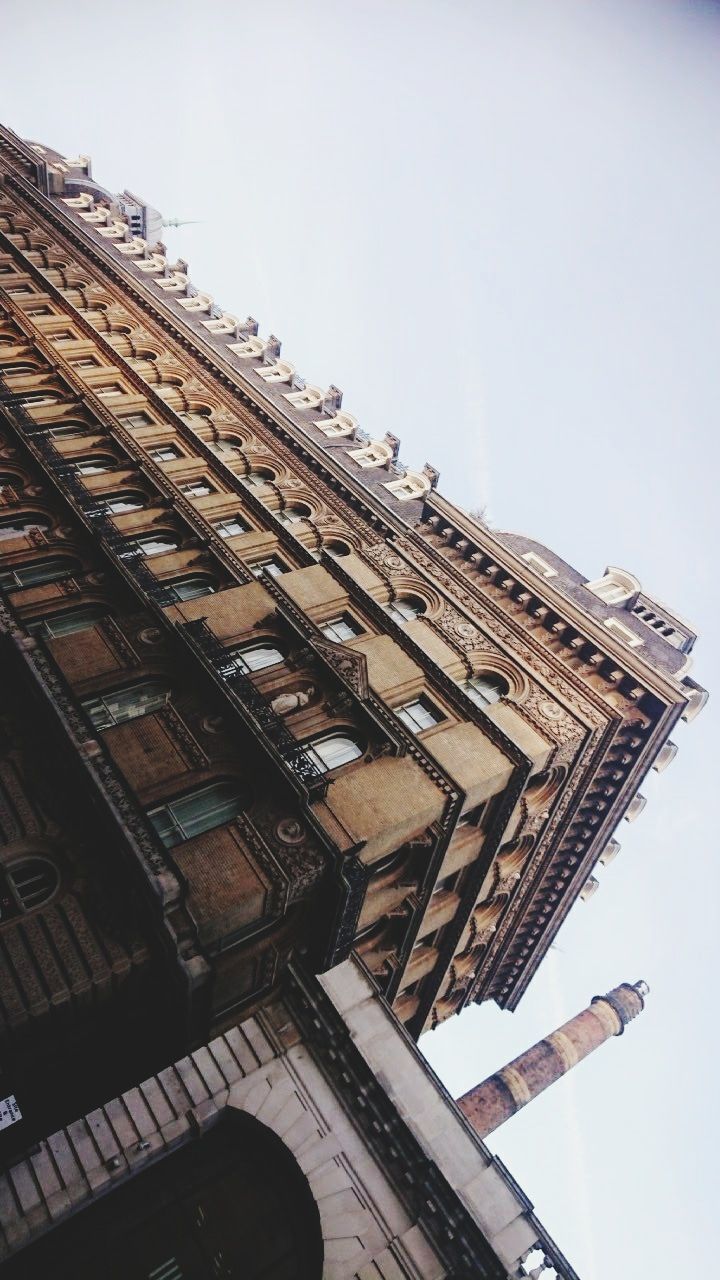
[457,980,648,1139]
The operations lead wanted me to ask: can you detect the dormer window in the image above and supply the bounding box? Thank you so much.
[584,568,640,606]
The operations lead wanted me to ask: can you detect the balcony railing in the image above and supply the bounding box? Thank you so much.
[0,377,177,609]
[179,616,327,799]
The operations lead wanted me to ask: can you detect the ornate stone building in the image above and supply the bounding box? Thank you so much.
[0,124,707,1277]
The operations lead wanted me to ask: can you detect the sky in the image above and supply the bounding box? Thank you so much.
[2,1,718,1275]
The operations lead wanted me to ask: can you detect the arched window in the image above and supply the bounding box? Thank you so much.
[0,556,80,590]
[280,503,311,525]
[0,514,51,541]
[2,361,39,375]
[103,492,147,514]
[242,467,275,487]
[131,533,180,557]
[83,679,170,730]
[149,780,247,848]
[0,473,20,495]
[383,595,425,625]
[305,733,363,773]
[0,858,59,920]
[74,456,115,475]
[324,539,352,558]
[45,422,93,439]
[166,575,216,602]
[463,672,508,708]
[19,390,61,406]
[28,604,108,639]
[227,642,284,673]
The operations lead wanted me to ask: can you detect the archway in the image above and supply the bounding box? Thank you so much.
[7,1112,324,1280]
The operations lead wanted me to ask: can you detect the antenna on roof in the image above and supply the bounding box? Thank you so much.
[161,218,201,229]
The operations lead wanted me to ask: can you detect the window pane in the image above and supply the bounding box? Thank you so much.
[150,781,245,848]
[169,577,215,602]
[464,674,507,708]
[252,558,285,578]
[0,558,78,589]
[396,699,440,733]
[84,681,169,730]
[322,615,361,643]
[28,605,106,638]
[385,597,422,623]
[104,493,145,514]
[214,517,248,538]
[75,458,111,475]
[149,445,181,462]
[231,644,283,673]
[0,516,51,541]
[309,735,362,772]
[135,535,178,557]
[7,859,58,910]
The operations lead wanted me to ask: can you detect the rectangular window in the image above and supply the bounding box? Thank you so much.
[70,358,100,370]
[251,557,286,579]
[83,682,168,730]
[396,697,442,734]
[180,480,215,498]
[120,413,154,429]
[214,516,248,538]
[96,384,125,397]
[50,331,75,343]
[321,614,363,643]
[149,444,182,462]
[25,308,52,317]
[6,286,31,296]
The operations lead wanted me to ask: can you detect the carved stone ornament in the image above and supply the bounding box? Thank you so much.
[311,636,370,701]
[436,603,484,650]
[365,543,406,576]
[275,817,306,845]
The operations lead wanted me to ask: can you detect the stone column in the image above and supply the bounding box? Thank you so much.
[457,980,648,1138]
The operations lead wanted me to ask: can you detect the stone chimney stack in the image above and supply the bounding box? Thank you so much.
[457,980,648,1139]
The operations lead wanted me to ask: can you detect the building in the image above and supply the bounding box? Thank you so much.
[0,123,707,1277]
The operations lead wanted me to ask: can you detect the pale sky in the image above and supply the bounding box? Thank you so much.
[2,2,718,1276]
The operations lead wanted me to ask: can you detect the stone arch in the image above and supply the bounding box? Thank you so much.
[227,1068,386,1277]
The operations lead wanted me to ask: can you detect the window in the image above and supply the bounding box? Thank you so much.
[96,383,125,398]
[463,672,508,708]
[383,596,424,624]
[213,516,248,538]
[0,858,59,920]
[25,307,52,317]
[0,557,79,590]
[46,422,91,439]
[83,679,170,730]
[227,642,284,673]
[120,413,154,429]
[149,780,246,848]
[50,331,75,343]
[324,539,351,558]
[0,514,51,541]
[5,286,31,296]
[74,457,114,475]
[242,468,274,487]
[279,503,311,525]
[104,491,146,514]
[322,614,363,643]
[2,361,38,375]
[20,392,59,406]
[305,734,363,774]
[70,358,100,370]
[180,480,215,498]
[251,557,286,579]
[396,697,443,733]
[27,604,108,639]
[131,534,180,557]
[585,570,640,606]
[0,474,18,495]
[166,575,216,602]
[149,444,182,462]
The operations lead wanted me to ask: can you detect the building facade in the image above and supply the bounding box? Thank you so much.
[0,123,707,1276]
